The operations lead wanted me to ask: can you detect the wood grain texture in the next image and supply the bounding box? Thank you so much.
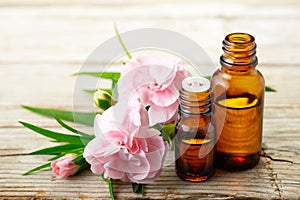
[1,0,300,199]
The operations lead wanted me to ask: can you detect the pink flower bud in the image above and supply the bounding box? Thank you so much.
[51,155,80,177]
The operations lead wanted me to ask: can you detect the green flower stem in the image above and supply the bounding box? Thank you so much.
[101,174,115,200]
[114,23,132,59]
[108,178,115,200]
[141,184,145,196]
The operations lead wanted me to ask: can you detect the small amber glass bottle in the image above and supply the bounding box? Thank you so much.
[175,77,215,182]
[211,33,265,170]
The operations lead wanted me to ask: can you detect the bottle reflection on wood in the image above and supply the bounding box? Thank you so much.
[175,77,215,182]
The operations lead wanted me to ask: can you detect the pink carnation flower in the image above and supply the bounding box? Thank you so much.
[83,104,168,184]
[51,154,80,177]
[117,57,188,126]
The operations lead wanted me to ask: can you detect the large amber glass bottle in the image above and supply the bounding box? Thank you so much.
[175,77,215,181]
[211,33,265,170]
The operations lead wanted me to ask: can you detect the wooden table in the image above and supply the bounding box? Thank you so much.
[1,0,300,199]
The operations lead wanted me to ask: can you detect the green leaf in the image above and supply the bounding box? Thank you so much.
[52,113,93,138]
[162,123,175,140]
[48,154,66,161]
[22,105,96,126]
[114,23,132,59]
[75,161,90,174]
[19,121,88,144]
[71,154,86,165]
[72,72,121,83]
[204,75,212,80]
[265,86,277,92]
[29,144,84,155]
[84,89,97,94]
[160,128,172,146]
[153,124,172,146]
[48,148,85,161]
[22,162,51,175]
[132,183,145,196]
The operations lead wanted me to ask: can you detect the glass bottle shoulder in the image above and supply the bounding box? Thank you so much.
[211,67,265,101]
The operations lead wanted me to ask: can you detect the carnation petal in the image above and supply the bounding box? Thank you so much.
[149,64,174,86]
[104,159,126,179]
[151,84,179,107]
[127,153,151,181]
[148,101,179,126]
[94,110,120,136]
[83,136,120,175]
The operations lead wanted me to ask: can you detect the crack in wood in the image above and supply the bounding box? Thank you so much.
[0,153,28,157]
[264,160,283,199]
[260,147,294,164]
[260,152,294,164]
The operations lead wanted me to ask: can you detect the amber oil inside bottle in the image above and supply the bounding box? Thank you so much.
[175,77,215,181]
[211,33,265,170]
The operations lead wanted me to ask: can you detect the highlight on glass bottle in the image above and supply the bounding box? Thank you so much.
[175,77,215,182]
[211,33,265,170]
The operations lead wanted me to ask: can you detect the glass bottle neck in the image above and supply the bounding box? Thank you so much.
[220,33,258,71]
[179,89,211,115]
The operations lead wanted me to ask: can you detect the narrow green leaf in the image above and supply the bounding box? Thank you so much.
[84,89,97,94]
[132,183,140,193]
[114,23,132,59]
[72,154,86,165]
[72,72,121,82]
[204,75,212,80]
[75,161,90,174]
[19,121,86,144]
[52,113,93,138]
[22,162,51,176]
[22,105,96,126]
[112,80,117,90]
[48,148,85,161]
[29,144,83,155]
[48,154,66,161]
[132,183,145,195]
[265,86,277,92]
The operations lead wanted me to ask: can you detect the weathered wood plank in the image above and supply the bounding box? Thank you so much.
[0,0,299,199]
[268,162,300,199]
[0,0,299,7]
[1,155,299,199]
[1,115,300,198]
[2,105,300,128]
[2,111,300,153]
[0,64,299,109]
[0,2,299,65]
